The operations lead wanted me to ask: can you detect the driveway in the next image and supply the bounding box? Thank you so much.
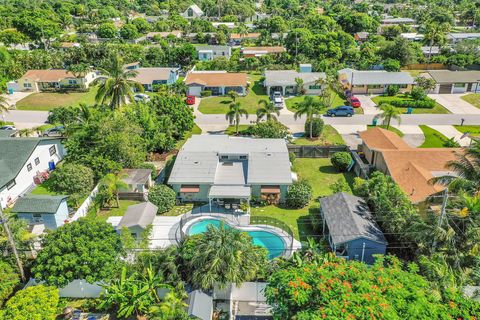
[331,124,367,149]
[2,92,33,108]
[355,95,381,115]
[428,94,480,114]
[428,125,472,146]
[391,125,425,147]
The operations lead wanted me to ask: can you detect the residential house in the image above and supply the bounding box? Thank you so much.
[144,31,182,41]
[168,135,293,207]
[447,33,480,43]
[381,17,416,25]
[354,32,369,42]
[7,69,98,93]
[130,67,179,91]
[0,137,66,209]
[124,61,140,70]
[196,45,231,61]
[11,195,69,230]
[400,33,424,41]
[338,68,414,94]
[181,4,204,19]
[421,70,480,94]
[421,46,440,56]
[116,202,157,239]
[245,12,270,23]
[212,22,236,29]
[241,46,286,57]
[320,192,387,264]
[359,127,461,203]
[185,71,248,96]
[229,33,261,45]
[59,42,81,49]
[120,168,153,193]
[263,64,326,96]
[185,32,218,44]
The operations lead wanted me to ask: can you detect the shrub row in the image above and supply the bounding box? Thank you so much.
[389,98,436,109]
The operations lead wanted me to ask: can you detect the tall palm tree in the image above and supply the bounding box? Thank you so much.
[95,56,143,109]
[293,96,324,139]
[375,103,402,130]
[98,172,128,208]
[0,96,10,120]
[424,22,451,68]
[256,99,280,122]
[295,77,304,95]
[228,90,238,102]
[226,102,248,134]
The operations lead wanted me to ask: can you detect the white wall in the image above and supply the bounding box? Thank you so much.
[70,184,99,222]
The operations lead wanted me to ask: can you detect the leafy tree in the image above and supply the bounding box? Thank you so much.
[181,224,268,290]
[228,90,238,102]
[97,22,118,38]
[132,18,150,34]
[286,181,312,208]
[97,173,128,208]
[424,22,451,65]
[48,163,94,203]
[0,29,29,46]
[410,86,427,101]
[250,120,289,139]
[375,103,402,129]
[294,96,325,139]
[256,99,280,122]
[226,102,248,134]
[0,96,9,116]
[331,152,352,172]
[329,179,350,194]
[66,63,91,79]
[148,185,176,214]
[415,76,437,93]
[32,219,123,287]
[294,77,305,95]
[95,56,143,109]
[386,84,400,96]
[120,24,139,40]
[304,118,324,138]
[383,58,401,72]
[0,260,19,306]
[0,285,59,320]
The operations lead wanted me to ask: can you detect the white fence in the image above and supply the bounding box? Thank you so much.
[70,184,99,221]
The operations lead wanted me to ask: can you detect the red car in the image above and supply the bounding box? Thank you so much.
[186,95,196,105]
[349,96,361,108]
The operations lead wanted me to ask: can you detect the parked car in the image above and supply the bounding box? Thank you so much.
[349,96,361,108]
[271,91,284,109]
[0,125,16,131]
[326,106,354,117]
[186,95,196,105]
[134,93,151,102]
[42,126,64,137]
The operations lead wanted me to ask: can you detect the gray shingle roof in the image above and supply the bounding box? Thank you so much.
[320,192,387,245]
[12,195,68,214]
[118,202,157,229]
[264,70,326,87]
[339,69,414,86]
[427,70,480,83]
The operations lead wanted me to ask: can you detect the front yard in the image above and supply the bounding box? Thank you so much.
[419,125,450,148]
[15,87,98,111]
[371,94,450,114]
[454,125,480,138]
[198,73,268,114]
[291,125,345,145]
[461,94,480,109]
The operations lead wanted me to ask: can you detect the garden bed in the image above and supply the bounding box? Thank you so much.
[371,94,450,114]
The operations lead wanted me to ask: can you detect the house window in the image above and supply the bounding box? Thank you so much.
[309,85,321,90]
[27,163,32,172]
[454,83,465,88]
[32,213,43,223]
[49,145,56,156]
[68,79,77,85]
[239,155,247,160]
[220,155,228,160]
[24,83,32,88]
[222,52,225,56]
[6,180,16,190]
[34,157,40,165]
[367,84,383,89]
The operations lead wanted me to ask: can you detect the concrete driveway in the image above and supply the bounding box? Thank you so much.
[355,95,381,115]
[2,92,33,108]
[428,94,480,114]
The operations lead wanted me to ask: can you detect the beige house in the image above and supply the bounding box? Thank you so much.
[338,69,414,94]
[7,69,97,93]
[185,71,248,97]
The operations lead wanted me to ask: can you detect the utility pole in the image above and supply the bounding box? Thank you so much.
[432,188,448,251]
[0,206,26,282]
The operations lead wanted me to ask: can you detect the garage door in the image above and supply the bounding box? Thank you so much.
[439,84,452,94]
[188,86,202,97]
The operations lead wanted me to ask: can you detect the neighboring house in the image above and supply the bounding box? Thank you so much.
[188,290,213,320]
[120,168,153,193]
[185,71,248,96]
[229,33,261,45]
[59,42,81,49]
[186,32,218,44]
[338,68,414,94]
[212,22,235,29]
[7,69,98,93]
[381,17,416,25]
[354,32,369,42]
[0,137,66,209]
[116,202,157,239]
[181,4,204,19]
[196,45,231,61]
[359,127,461,203]
[241,46,286,57]
[143,31,182,41]
[447,33,480,43]
[422,70,480,94]
[263,64,326,96]
[421,46,440,56]
[11,195,69,230]
[168,135,293,206]
[130,67,179,91]
[400,33,424,41]
[124,61,140,70]
[245,12,270,23]
[320,192,387,264]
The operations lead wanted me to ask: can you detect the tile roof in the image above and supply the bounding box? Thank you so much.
[118,202,157,229]
[130,67,177,84]
[359,127,410,150]
[22,69,77,82]
[242,46,286,54]
[230,33,261,39]
[12,195,68,214]
[320,192,387,245]
[185,71,247,87]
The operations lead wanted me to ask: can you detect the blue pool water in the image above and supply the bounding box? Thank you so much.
[187,219,285,259]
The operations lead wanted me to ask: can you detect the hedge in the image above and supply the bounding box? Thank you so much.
[389,98,435,109]
[200,90,212,97]
[148,185,176,213]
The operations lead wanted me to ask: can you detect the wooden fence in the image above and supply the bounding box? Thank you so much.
[401,63,446,70]
[287,145,348,158]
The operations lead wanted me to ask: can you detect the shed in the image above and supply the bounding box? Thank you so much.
[121,168,153,192]
[12,195,69,230]
[188,290,213,320]
[117,202,157,238]
[320,192,387,264]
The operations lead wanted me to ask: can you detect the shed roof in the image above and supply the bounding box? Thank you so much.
[320,192,387,245]
[188,290,213,320]
[185,71,247,87]
[118,202,157,229]
[427,70,480,84]
[209,185,251,198]
[12,195,68,214]
[264,70,326,86]
[121,169,152,185]
[242,46,286,54]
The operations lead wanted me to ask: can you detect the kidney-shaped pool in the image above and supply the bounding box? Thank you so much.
[187,218,286,259]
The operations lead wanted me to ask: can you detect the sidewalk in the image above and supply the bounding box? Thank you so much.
[428,125,472,146]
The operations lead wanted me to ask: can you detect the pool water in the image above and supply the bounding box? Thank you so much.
[187,219,285,259]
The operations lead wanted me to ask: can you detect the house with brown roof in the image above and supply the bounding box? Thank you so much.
[185,71,248,97]
[130,67,179,91]
[229,33,261,45]
[359,127,461,203]
[7,69,97,93]
[241,46,286,58]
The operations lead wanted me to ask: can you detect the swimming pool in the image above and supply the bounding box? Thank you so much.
[187,219,286,259]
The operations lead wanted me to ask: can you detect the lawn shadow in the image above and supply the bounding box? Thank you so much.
[251,80,267,96]
[318,164,337,174]
[219,99,232,105]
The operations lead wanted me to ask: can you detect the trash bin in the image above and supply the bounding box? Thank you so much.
[407,107,413,114]
[8,88,13,95]
[48,161,56,171]
[372,118,378,126]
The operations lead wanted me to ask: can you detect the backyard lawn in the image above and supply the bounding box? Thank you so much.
[16,87,99,111]
[285,94,363,114]
[198,73,268,114]
[461,94,480,109]
[291,125,345,145]
[97,200,141,221]
[454,125,480,138]
[367,125,404,137]
[225,125,251,135]
[250,158,355,240]
[371,94,450,114]
[419,125,449,148]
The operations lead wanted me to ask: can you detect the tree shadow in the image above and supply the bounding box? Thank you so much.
[219,99,232,105]
[251,80,267,96]
[297,206,322,243]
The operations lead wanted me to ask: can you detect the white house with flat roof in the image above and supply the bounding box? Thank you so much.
[168,135,293,208]
[196,45,231,61]
[338,68,414,94]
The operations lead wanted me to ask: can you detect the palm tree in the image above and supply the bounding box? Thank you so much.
[0,95,10,119]
[97,172,128,208]
[293,96,324,139]
[424,22,450,68]
[225,102,248,134]
[256,99,280,122]
[18,128,36,137]
[228,90,238,102]
[95,56,144,109]
[295,77,304,95]
[375,103,402,130]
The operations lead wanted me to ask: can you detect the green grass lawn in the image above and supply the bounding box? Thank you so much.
[97,200,141,221]
[198,73,268,114]
[419,125,449,148]
[291,125,345,145]
[371,94,450,114]
[367,125,404,137]
[454,125,480,137]
[285,94,363,114]
[163,203,195,216]
[30,183,58,196]
[16,87,99,111]
[225,125,251,135]
[251,158,355,240]
[461,93,480,109]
